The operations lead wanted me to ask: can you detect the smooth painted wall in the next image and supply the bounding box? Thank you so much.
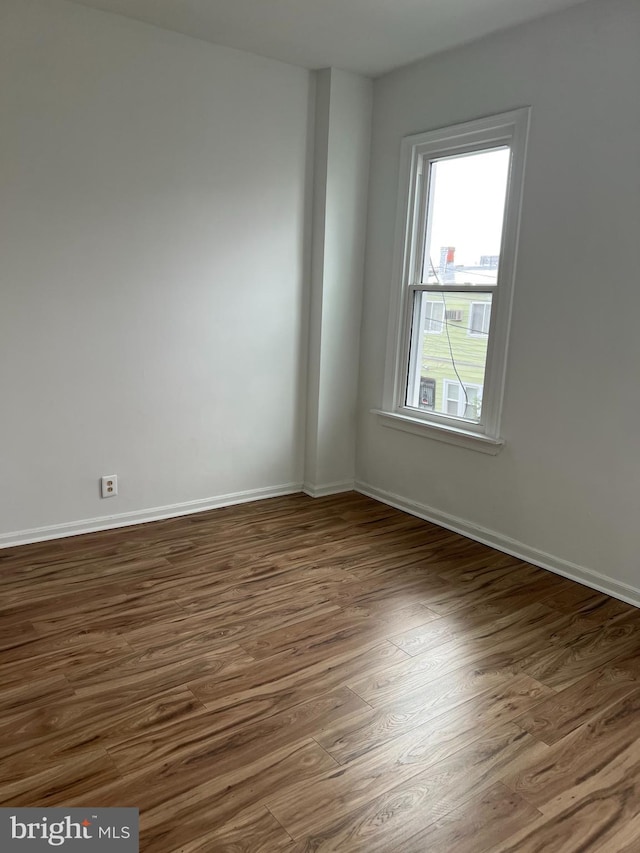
[305,69,372,493]
[357,0,640,589]
[0,0,312,537]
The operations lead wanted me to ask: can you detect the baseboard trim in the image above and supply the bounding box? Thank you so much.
[303,480,355,498]
[0,482,304,549]
[355,480,640,609]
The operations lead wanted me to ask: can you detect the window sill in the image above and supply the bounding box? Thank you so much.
[372,409,504,455]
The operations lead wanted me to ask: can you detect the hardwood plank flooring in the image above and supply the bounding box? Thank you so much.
[1,491,639,851]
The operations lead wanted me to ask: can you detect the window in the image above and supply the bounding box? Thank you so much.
[378,109,530,452]
[469,302,491,337]
[444,380,482,419]
[424,301,444,334]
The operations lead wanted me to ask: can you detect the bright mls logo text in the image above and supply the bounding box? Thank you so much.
[10,815,132,846]
[1,808,139,851]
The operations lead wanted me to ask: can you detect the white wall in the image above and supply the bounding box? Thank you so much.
[357,0,640,595]
[305,69,372,495]
[0,0,312,541]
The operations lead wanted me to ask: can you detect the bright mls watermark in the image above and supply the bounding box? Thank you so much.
[0,809,138,851]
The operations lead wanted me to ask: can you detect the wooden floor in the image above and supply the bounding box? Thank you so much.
[2,492,640,851]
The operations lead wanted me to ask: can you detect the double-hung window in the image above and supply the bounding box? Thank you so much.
[378,109,530,453]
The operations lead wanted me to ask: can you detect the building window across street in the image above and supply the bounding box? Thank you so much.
[469,302,491,337]
[444,380,483,419]
[424,300,444,334]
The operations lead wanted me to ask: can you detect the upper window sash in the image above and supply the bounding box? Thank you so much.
[412,142,510,289]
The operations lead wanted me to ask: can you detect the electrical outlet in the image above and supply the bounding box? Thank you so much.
[101,475,118,498]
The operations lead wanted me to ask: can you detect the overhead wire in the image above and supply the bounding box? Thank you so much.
[423,314,489,337]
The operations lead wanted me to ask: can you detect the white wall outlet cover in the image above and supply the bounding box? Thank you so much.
[101,475,118,498]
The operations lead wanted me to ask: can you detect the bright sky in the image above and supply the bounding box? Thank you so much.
[425,147,510,275]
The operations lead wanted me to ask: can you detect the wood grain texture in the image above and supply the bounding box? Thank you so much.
[1,491,638,851]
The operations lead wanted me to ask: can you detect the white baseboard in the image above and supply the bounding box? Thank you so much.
[303,480,355,498]
[355,480,640,609]
[0,482,303,549]
[7,478,636,613]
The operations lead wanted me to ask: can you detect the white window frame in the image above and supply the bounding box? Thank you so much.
[375,108,530,454]
[468,301,491,338]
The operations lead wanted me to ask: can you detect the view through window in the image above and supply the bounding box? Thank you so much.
[405,147,510,422]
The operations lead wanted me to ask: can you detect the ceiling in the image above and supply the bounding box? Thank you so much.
[69,0,589,77]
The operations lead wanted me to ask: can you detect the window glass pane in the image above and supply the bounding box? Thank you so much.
[406,292,491,422]
[422,148,510,286]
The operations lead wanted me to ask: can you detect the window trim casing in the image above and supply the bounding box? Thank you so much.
[378,108,531,452]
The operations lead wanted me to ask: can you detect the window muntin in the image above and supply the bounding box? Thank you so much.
[383,108,530,444]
